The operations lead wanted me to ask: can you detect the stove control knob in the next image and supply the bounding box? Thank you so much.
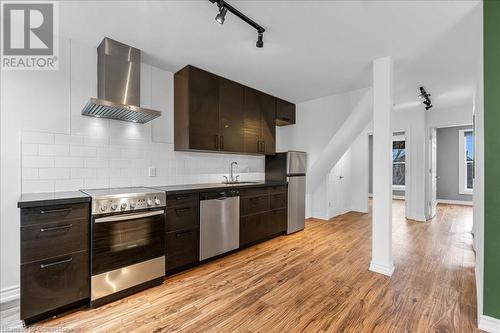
[100,205,107,212]
[129,201,136,209]
[147,199,153,207]
[155,198,161,206]
[121,203,127,210]
[111,203,118,211]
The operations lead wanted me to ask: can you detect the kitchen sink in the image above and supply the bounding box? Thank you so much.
[221,181,261,185]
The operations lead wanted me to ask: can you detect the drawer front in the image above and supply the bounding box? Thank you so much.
[240,213,266,246]
[270,192,287,210]
[166,228,199,272]
[166,193,198,208]
[269,185,287,194]
[166,205,199,232]
[20,251,89,320]
[21,203,89,227]
[238,187,269,198]
[241,195,270,216]
[266,209,287,235]
[21,220,88,264]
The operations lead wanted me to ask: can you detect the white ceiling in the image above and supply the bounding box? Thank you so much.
[59,1,482,108]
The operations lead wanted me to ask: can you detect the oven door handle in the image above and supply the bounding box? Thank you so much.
[95,210,165,223]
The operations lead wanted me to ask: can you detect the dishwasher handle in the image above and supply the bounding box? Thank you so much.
[200,190,239,201]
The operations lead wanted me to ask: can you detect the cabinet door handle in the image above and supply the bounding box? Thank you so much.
[175,208,191,215]
[220,136,224,150]
[40,224,73,232]
[40,208,72,214]
[175,230,192,238]
[40,257,73,269]
[214,135,219,149]
[262,141,266,152]
[176,195,192,200]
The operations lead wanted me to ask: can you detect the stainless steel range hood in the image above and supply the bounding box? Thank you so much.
[81,38,161,123]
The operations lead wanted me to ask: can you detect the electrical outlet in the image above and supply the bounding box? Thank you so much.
[148,167,156,177]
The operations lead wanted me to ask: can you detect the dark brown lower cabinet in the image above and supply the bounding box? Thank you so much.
[166,228,199,273]
[21,251,89,321]
[240,210,286,247]
[20,202,90,324]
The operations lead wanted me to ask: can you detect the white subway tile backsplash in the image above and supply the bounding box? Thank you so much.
[39,168,70,180]
[70,145,97,157]
[55,179,84,191]
[84,178,109,189]
[22,168,39,180]
[22,144,38,156]
[39,144,70,156]
[20,129,265,193]
[22,132,54,144]
[71,168,97,179]
[23,156,54,168]
[55,156,85,168]
[84,135,109,146]
[55,134,83,145]
[85,158,108,168]
[22,180,54,193]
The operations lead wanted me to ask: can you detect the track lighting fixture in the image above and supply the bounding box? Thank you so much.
[209,0,266,48]
[256,32,264,48]
[215,4,227,24]
[418,86,433,110]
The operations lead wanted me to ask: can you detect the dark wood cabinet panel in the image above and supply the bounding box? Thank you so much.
[21,219,88,263]
[21,250,89,321]
[260,93,276,154]
[276,98,296,126]
[241,195,270,216]
[266,209,287,235]
[166,228,199,273]
[21,203,88,227]
[219,77,245,152]
[239,185,287,247]
[174,65,289,155]
[240,213,266,246]
[243,87,262,154]
[166,193,199,208]
[270,192,287,210]
[166,205,199,232]
[188,67,220,151]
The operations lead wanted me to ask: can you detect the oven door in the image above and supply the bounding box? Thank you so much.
[92,209,165,275]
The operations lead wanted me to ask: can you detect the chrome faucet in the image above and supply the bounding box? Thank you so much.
[230,162,238,182]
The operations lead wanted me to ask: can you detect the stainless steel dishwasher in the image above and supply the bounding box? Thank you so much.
[199,190,240,261]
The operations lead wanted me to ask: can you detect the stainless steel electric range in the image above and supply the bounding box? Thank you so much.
[81,187,166,306]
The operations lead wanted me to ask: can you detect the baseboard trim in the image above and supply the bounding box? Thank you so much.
[369,261,394,277]
[479,315,500,333]
[437,199,473,206]
[0,285,20,303]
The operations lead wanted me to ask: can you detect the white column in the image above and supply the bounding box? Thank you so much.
[370,56,395,276]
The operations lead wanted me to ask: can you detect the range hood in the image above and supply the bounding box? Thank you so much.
[81,38,161,123]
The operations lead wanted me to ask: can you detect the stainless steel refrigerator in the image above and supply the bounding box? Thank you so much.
[265,151,307,234]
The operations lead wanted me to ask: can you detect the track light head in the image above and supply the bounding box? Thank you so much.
[418,86,433,110]
[215,6,227,24]
[256,32,264,48]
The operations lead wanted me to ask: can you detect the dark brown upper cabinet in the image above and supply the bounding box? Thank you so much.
[219,77,245,153]
[276,98,296,126]
[174,65,292,155]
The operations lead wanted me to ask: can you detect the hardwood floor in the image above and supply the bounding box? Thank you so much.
[0,201,480,332]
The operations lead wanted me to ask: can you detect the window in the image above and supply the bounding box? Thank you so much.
[392,136,406,190]
[459,129,474,194]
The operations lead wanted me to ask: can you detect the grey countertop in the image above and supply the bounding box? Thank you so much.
[17,181,287,208]
[151,181,287,195]
[17,191,91,208]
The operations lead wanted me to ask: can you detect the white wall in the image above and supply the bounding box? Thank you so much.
[0,37,264,299]
[276,87,371,219]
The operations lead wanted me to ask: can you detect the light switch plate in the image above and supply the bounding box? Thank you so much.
[148,167,156,177]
